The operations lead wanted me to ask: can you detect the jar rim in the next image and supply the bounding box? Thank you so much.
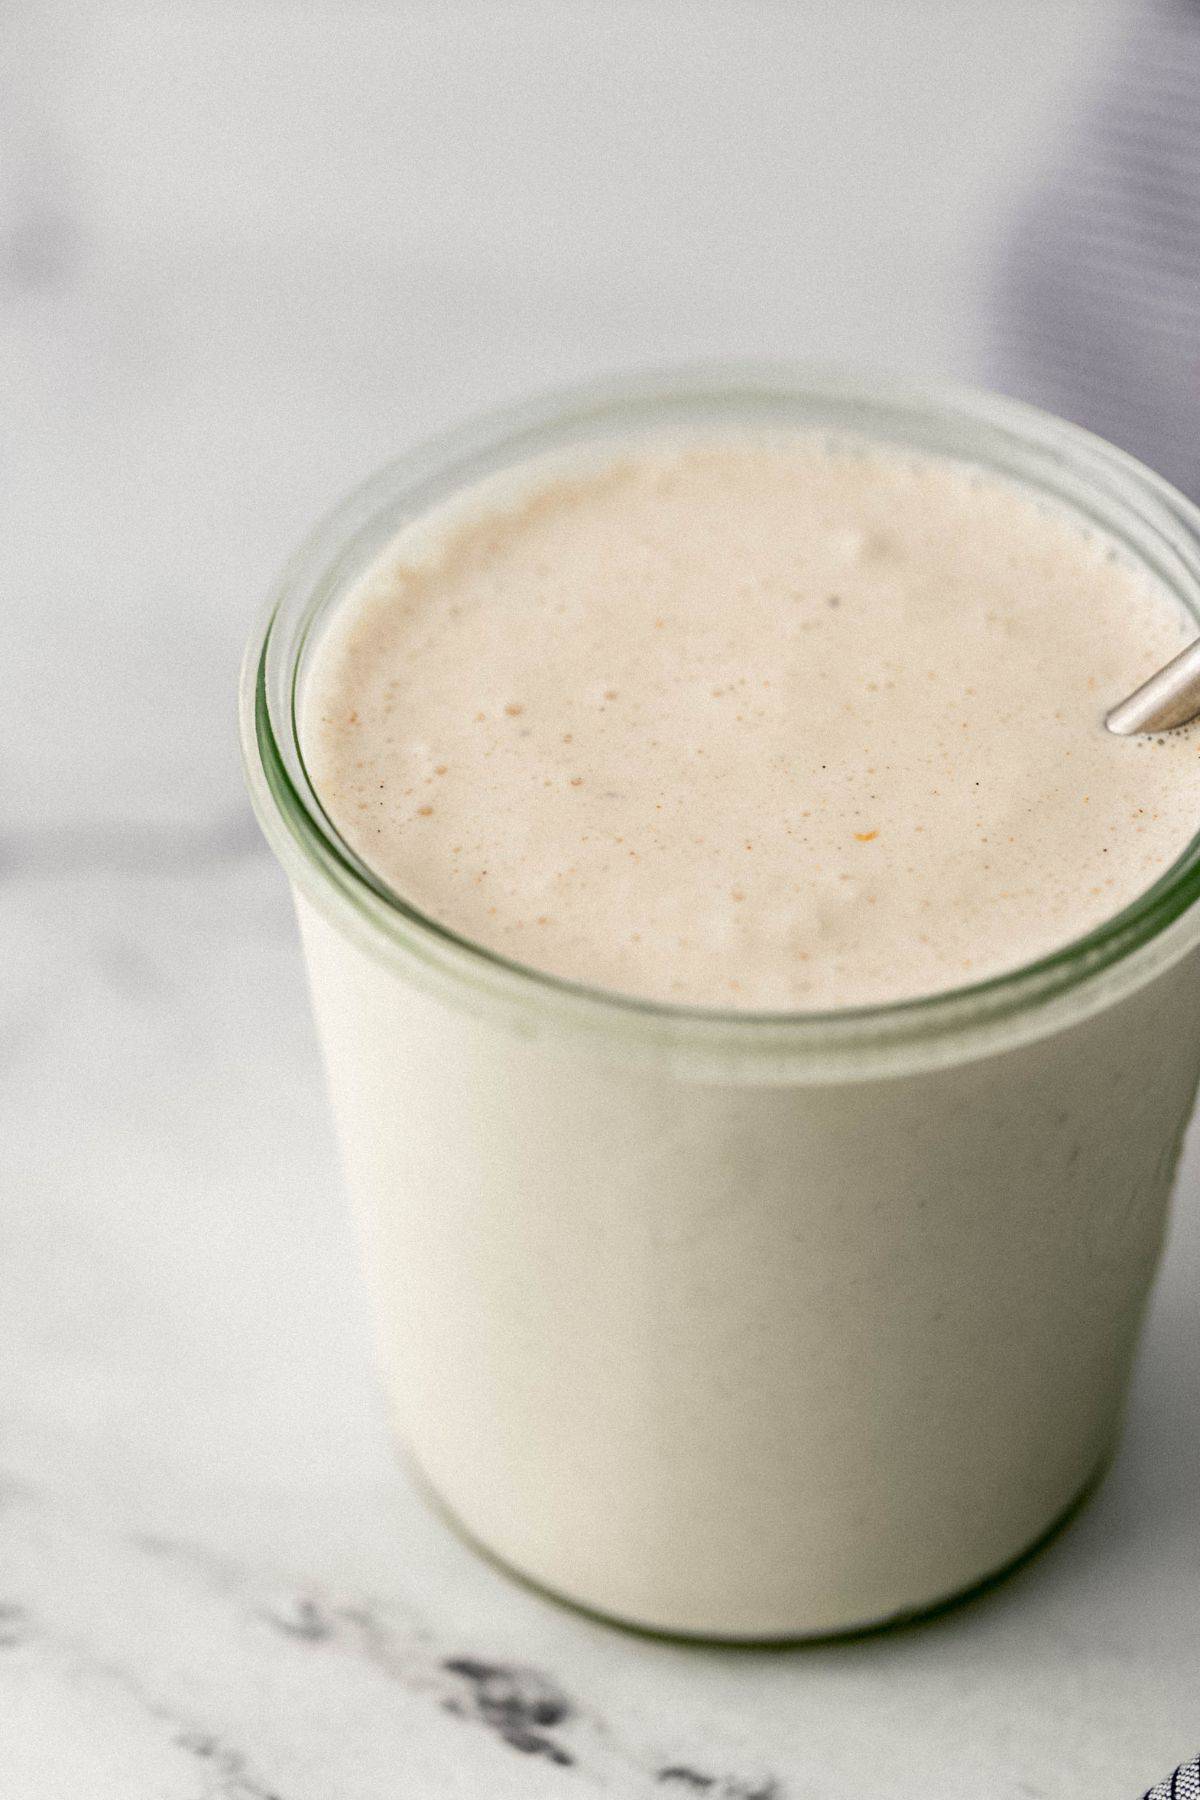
[239,362,1200,1078]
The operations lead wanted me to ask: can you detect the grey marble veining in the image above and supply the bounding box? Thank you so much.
[5,3,1200,1796]
[1,1478,793,1797]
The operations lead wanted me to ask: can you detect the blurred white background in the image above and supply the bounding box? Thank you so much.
[7,6,1200,1799]
[2,0,1123,840]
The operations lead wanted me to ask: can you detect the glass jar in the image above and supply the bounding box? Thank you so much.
[240,367,1200,1639]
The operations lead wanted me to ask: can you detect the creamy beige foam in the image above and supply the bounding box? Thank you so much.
[302,437,1200,1010]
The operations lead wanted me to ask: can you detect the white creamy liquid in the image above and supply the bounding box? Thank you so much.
[303,437,1200,1011]
[282,428,1200,1636]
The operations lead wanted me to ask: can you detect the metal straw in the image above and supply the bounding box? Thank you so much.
[1106,637,1200,735]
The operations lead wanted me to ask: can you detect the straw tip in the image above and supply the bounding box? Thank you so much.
[1104,700,1140,736]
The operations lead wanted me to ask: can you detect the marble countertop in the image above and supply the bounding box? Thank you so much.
[4,3,1199,1794]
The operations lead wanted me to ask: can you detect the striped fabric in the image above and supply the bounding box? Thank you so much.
[994,0,1200,501]
[1144,1757,1200,1800]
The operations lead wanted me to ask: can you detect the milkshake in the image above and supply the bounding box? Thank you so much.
[303,438,1200,1010]
[243,371,1200,1637]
